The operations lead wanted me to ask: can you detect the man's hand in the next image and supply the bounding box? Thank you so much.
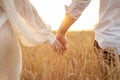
[56,33,67,51]
[52,34,67,54]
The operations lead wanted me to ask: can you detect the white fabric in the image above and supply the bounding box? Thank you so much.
[65,0,91,20]
[0,21,22,80]
[0,13,8,29]
[65,0,120,54]
[0,0,55,47]
[0,0,56,80]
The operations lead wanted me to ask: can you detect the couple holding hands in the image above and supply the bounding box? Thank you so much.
[1,0,120,80]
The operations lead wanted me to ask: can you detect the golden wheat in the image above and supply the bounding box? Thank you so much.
[20,31,120,80]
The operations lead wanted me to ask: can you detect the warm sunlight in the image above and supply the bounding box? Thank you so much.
[30,0,99,31]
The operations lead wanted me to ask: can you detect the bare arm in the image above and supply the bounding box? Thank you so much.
[57,0,91,36]
[53,0,91,53]
[57,14,76,36]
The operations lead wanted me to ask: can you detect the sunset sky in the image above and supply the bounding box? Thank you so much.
[30,0,99,31]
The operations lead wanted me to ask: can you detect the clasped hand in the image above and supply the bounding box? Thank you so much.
[52,34,67,54]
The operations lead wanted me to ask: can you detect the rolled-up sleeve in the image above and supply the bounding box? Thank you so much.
[65,0,91,20]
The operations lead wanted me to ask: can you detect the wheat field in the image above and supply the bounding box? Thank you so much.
[20,31,120,80]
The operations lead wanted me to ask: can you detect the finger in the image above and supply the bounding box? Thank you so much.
[55,41,65,54]
[57,40,66,54]
[55,42,62,54]
[52,41,60,53]
[52,40,66,54]
[56,40,65,51]
[53,42,60,53]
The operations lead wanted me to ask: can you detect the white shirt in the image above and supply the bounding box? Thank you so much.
[66,0,120,54]
[0,0,55,47]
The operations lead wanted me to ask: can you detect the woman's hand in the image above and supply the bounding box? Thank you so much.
[52,33,67,54]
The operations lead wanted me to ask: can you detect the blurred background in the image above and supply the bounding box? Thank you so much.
[21,0,120,80]
[30,0,99,31]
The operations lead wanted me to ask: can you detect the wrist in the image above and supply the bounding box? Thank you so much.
[57,30,66,36]
[56,33,65,39]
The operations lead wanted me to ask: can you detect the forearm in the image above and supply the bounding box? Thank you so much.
[57,14,76,36]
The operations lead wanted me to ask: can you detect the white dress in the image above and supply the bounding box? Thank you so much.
[0,0,55,80]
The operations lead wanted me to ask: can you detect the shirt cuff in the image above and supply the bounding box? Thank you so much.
[47,32,56,45]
